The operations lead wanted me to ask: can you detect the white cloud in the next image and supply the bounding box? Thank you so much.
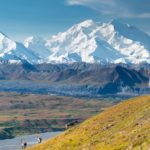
[66,0,128,17]
[67,0,116,6]
[67,0,88,5]
[66,0,150,19]
[138,13,150,18]
[122,13,150,19]
[66,0,118,12]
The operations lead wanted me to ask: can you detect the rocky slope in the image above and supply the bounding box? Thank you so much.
[0,63,149,96]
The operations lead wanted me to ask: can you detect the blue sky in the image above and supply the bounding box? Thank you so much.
[0,0,149,41]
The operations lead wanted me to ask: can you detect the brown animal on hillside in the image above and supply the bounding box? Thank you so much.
[65,120,78,129]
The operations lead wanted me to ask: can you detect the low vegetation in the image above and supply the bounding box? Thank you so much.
[0,92,114,139]
[28,95,150,150]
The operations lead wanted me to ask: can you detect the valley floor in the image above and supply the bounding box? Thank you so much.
[0,92,115,140]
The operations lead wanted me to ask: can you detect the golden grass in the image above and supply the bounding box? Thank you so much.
[27,95,150,150]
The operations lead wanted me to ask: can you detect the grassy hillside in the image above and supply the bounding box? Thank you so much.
[28,95,150,150]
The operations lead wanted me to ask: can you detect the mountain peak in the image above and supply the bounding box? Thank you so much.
[24,36,45,48]
[0,19,150,65]
[110,19,124,25]
[109,19,150,49]
[0,32,8,38]
[78,19,94,27]
[24,36,51,59]
[109,19,135,34]
[0,32,16,53]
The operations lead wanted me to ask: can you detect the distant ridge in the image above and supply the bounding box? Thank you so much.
[0,63,149,96]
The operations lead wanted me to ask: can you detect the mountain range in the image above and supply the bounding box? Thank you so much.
[0,63,149,96]
[0,19,150,65]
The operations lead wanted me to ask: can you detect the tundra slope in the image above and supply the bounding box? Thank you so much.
[28,95,150,150]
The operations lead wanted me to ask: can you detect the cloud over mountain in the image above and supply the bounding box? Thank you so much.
[66,0,150,18]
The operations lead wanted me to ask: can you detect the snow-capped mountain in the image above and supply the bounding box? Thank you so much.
[0,19,150,64]
[46,19,150,64]
[0,33,39,64]
[24,36,51,60]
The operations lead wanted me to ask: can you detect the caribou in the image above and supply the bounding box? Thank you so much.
[66,120,79,129]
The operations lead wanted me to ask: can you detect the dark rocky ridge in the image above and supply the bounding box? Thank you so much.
[0,63,149,97]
